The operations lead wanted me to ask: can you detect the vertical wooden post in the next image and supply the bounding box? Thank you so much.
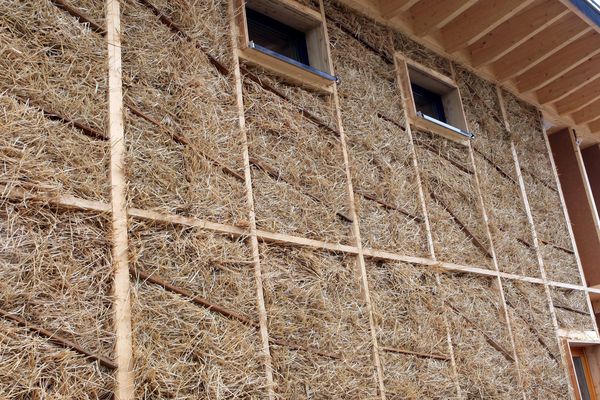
[446,65,525,399]
[394,53,462,399]
[320,3,386,398]
[496,87,578,399]
[228,1,275,398]
[542,126,599,336]
[106,0,134,399]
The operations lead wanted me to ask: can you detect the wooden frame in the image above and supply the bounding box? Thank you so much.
[233,0,335,92]
[396,55,471,145]
[569,344,599,400]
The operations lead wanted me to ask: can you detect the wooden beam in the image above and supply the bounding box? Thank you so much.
[468,0,568,67]
[379,0,420,19]
[228,0,275,396]
[589,118,600,133]
[554,77,600,114]
[573,98,600,125]
[408,0,477,37]
[536,54,600,104]
[106,0,134,398]
[394,54,463,398]
[0,308,117,370]
[491,14,590,81]
[439,0,533,53]
[380,346,450,361]
[514,31,600,92]
[327,3,387,396]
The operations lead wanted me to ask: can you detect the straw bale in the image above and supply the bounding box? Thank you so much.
[0,94,110,201]
[244,79,351,243]
[146,0,235,68]
[0,319,113,399]
[240,64,337,130]
[129,218,256,318]
[503,280,569,399]
[393,34,451,77]
[551,288,595,332]
[455,69,539,277]
[441,273,521,398]
[0,0,107,132]
[121,0,247,224]
[324,0,394,62]
[260,245,379,398]
[0,202,113,356]
[294,0,321,10]
[67,0,105,25]
[131,283,265,399]
[329,21,426,255]
[414,131,493,268]
[380,353,458,400]
[368,261,457,398]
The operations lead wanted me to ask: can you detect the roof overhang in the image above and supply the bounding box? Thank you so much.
[336,0,600,145]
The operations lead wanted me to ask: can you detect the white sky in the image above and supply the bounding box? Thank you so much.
[589,0,600,12]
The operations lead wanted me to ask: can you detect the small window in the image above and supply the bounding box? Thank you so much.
[234,0,336,92]
[246,9,309,65]
[396,56,474,144]
[411,83,446,123]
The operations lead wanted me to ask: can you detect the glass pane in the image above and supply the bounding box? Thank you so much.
[574,356,592,400]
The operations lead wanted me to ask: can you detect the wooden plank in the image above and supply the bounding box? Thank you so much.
[379,0,420,19]
[491,14,591,81]
[536,54,600,104]
[394,54,462,398]
[498,89,584,398]
[326,3,386,396]
[573,98,600,125]
[0,308,117,370]
[589,118,600,133]
[469,0,568,67]
[380,346,450,361]
[514,31,600,92]
[228,0,275,396]
[554,77,600,114]
[106,0,134,398]
[439,0,533,53]
[408,0,477,36]
[453,65,525,397]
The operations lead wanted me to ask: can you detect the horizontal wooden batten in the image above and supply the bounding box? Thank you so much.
[3,184,598,295]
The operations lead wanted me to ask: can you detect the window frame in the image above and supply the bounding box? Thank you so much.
[233,0,336,93]
[395,54,473,145]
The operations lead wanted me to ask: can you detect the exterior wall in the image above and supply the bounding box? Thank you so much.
[0,0,597,399]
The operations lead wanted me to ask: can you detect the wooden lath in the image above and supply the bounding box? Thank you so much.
[341,0,600,140]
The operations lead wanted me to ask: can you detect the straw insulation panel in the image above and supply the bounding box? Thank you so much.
[0,0,596,398]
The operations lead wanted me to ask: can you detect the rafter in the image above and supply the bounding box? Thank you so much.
[514,31,600,92]
[439,0,533,53]
[491,14,590,81]
[553,77,600,114]
[589,118,600,133]
[536,54,600,104]
[573,99,600,125]
[378,0,420,19]
[408,0,477,36]
[468,0,568,67]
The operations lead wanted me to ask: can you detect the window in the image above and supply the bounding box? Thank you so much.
[571,346,598,400]
[234,0,336,92]
[396,55,474,144]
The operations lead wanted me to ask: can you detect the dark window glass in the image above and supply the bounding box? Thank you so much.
[411,83,446,123]
[246,8,310,65]
[573,356,592,400]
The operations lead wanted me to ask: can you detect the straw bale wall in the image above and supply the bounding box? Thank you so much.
[0,0,597,398]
